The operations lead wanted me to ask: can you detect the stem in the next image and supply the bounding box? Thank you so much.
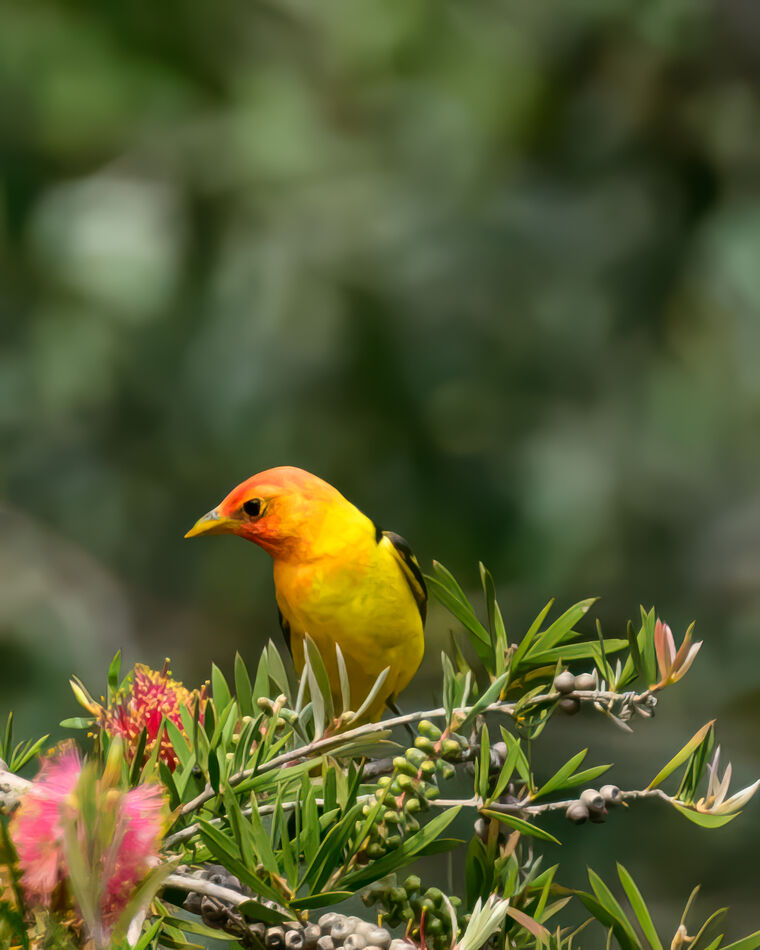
[179,688,651,817]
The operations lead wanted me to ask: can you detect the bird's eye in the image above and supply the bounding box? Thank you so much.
[243,499,262,518]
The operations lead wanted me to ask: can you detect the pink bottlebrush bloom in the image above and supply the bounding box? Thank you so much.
[100,782,167,933]
[9,744,168,939]
[99,662,207,771]
[9,746,81,906]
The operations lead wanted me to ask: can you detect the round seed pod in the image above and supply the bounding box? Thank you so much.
[397,774,414,790]
[317,938,335,950]
[319,914,339,932]
[394,757,418,776]
[425,887,444,906]
[364,928,391,949]
[266,927,286,949]
[437,761,456,780]
[579,789,605,813]
[414,736,437,755]
[490,741,507,766]
[344,936,367,950]
[565,801,589,824]
[385,833,402,848]
[377,776,392,788]
[573,673,596,692]
[405,748,426,768]
[440,739,461,759]
[600,784,623,806]
[426,919,444,936]
[403,875,421,894]
[183,892,202,914]
[286,931,305,950]
[200,896,226,925]
[390,941,412,950]
[418,719,443,740]
[553,671,576,694]
[558,698,581,716]
[366,843,385,859]
[331,921,356,944]
[404,797,421,814]
[304,925,321,950]
[420,759,436,777]
[250,923,267,941]
[365,945,384,950]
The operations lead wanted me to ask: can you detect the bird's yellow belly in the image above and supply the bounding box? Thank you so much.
[274,557,424,720]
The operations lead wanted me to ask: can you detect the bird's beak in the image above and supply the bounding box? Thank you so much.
[184,508,237,538]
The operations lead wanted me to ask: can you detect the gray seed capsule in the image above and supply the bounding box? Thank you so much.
[558,697,580,716]
[317,938,335,950]
[364,929,391,949]
[267,927,286,949]
[579,788,605,813]
[319,915,339,933]
[554,671,576,694]
[389,941,412,950]
[565,801,589,824]
[331,918,357,942]
[251,923,267,940]
[600,784,622,806]
[573,673,596,692]
[304,924,321,950]
[344,935,367,950]
[286,931,305,950]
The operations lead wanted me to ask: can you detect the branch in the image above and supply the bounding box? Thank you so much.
[431,787,673,816]
[179,687,653,816]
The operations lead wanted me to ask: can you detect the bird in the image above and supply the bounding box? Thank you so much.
[184,466,426,723]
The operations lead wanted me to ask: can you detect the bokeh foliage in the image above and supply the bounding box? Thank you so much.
[3,0,760,933]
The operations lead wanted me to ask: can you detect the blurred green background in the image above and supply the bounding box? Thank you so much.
[3,0,760,938]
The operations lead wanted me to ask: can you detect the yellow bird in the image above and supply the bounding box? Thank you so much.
[185,466,426,722]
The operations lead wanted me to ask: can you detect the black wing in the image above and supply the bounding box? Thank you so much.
[277,607,292,655]
[378,528,428,624]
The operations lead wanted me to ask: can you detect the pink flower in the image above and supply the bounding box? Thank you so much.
[10,744,168,939]
[9,746,81,906]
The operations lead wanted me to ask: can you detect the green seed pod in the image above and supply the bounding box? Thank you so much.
[418,719,443,740]
[362,804,372,816]
[553,671,576,694]
[377,775,392,788]
[418,898,435,915]
[389,886,407,904]
[257,697,275,714]
[574,673,596,692]
[565,801,589,824]
[397,774,414,790]
[436,761,456,780]
[403,875,421,894]
[420,759,436,777]
[405,748,427,768]
[404,797,421,814]
[394,757,418,776]
[389,779,402,796]
[400,908,414,923]
[449,896,462,908]
[426,919,444,936]
[425,888,444,906]
[385,833,402,848]
[366,842,386,859]
[440,739,461,759]
[423,785,440,800]
[414,736,437,755]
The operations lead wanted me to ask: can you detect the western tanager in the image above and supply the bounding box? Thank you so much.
[185,466,426,722]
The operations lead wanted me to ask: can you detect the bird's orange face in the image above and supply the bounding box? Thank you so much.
[184,466,337,558]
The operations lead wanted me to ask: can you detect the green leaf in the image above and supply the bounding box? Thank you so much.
[588,869,641,949]
[533,750,588,799]
[235,652,254,719]
[574,890,640,950]
[266,640,293,704]
[481,809,561,844]
[426,563,490,645]
[719,933,760,950]
[527,599,597,657]
[458,672,509,732]
[107,650,122,703]
[648,722,715,789]
[197,820,286,906]
[290,891,355,911]
[59,717,95,730]
[342,807,461,890]
[617,864,663,950]
[211,663,232,713]
[671,804,739,828]
[238,899,292,924]
[335,644,351,714]
[527,639,629,665]
[480,562,509,666]
[478,724,490,801]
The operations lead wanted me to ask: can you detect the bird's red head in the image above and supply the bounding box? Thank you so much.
[184,466,344,559]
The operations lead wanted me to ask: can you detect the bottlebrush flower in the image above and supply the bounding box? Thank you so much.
[9,742,168,945]
[8,746,81,906]
[75,661,207,771]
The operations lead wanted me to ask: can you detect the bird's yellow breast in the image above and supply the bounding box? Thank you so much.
[272,515,424,720]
